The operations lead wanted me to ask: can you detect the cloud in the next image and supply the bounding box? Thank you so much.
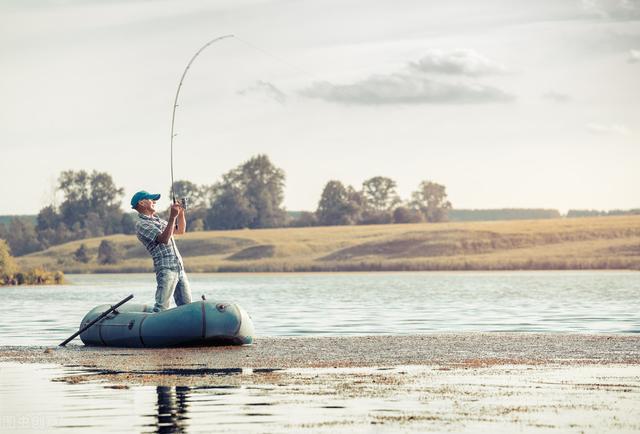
[300,49,514,105]
[301,73,514,105]
[629,49,640,63]
[542,92,572,103]
[586,123,630,135]
[409,49,507,76]
[238,80,287,104]
[581,0,640,19]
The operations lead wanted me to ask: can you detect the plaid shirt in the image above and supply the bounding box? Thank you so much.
[136,213,184,271]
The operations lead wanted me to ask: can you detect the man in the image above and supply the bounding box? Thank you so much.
[131,190,192,312]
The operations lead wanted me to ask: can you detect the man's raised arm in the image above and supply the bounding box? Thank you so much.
[157,203,181,244]
[175,204,186,235]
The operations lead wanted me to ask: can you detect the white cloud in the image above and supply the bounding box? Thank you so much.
[238,80,287,104]
[581,0,640,19]
[628,49,640,62]
[409,49,507,76]
[301,73,514,105]
[300,49,513,105]
[586,123,630,135]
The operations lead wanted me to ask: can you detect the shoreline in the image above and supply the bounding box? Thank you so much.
[45,268,640,276]
[20,264,640,274]
[3,333,639,373]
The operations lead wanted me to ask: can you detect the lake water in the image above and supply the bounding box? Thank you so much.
[2,363,449,434]
[1,271,639,433]
[1,271,638,346]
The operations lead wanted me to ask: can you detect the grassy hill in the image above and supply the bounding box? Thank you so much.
[16,215,640,273]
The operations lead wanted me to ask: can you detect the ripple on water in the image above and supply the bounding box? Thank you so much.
[1,271,639,346]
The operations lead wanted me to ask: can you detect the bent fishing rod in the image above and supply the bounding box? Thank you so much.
[169,34,234,204]
[169,34,313,205]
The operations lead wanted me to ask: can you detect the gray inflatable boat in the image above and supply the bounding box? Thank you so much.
[79,301,254,347]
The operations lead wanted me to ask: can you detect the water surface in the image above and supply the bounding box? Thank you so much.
[1,271,638,346]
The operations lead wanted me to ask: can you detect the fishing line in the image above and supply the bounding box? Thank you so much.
[231,35,316,78]
[169,35,315,202]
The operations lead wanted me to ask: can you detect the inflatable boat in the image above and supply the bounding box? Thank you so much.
[79,301,254,347]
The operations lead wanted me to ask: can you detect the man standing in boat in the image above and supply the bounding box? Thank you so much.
[131,191,192,312]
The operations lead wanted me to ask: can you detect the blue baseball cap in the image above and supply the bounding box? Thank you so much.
[130,190,161,209]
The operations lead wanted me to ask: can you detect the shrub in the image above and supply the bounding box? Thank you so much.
[393,206,423,224]
[74,243,91,263]
[0,239,17,278]
[290,211,318,227]
[98,240,122,265]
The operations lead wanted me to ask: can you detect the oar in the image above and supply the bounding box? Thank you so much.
[59,294,134,347]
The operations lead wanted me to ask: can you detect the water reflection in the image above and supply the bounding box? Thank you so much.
[154,386,190,434]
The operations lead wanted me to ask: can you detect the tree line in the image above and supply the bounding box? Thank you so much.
[0,154,452,256]
[448,209,561,221]
[566,209,640,218]
[165,157,452,229]
[0,170,136,256]
[294,178,451,227]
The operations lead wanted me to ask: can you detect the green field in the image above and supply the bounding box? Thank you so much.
[16,215,640,273]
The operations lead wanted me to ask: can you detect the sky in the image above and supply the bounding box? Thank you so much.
[1,0,639,215]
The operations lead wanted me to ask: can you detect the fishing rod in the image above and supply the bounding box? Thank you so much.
[169,35,314,205]
[170,34,234,204]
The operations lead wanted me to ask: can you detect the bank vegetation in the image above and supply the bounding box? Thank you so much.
[0,239,64,285]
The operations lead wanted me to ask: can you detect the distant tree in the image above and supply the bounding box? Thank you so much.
[290,211,318,227]
[3,218,42,256]
[57,170,91,228]
[97,240,122,265]
[346,186,365,223]
[58,170,124,234]
[120,213,137,235]
[393,206,424,224]
[89,171,124,212]
[362,176,401,213]
[566,209,640,218]
[74,243,91,263]
[361,211,395,225]
[566,209,605,218]
[27,170,128,250]
[316,180,348,226]
[0,239,17,279]
[411,181,452,223]
[449,209,561,222]
[189,218,205,232]
[85,212,105,237]
[316,180,362,226]
[207,155,287,229]
[359,176,400,224]
[206,187,256,230]
[170,180,213,230]
[35,205,66,247]
[170,180,210,208]
[102,209,125,235]
[36,205,60,233]
[238,155,287,228]
[37,222,70,249]
[0,224,9,252]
